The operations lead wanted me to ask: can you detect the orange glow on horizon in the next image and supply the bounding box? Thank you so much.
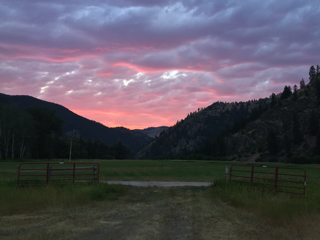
[70,109,173,129]
[196,101,209,104]
[72,109,123,116]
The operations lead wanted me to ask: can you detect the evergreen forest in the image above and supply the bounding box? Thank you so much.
[0,105,131,160]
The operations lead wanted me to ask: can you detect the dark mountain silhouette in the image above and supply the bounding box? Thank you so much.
[222,74,320,163]
[134,126,168,138]
[138,65,320,163]
[0,93,152,153]
[137,98,270,158]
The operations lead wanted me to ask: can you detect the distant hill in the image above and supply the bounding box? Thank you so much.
[134,126,168,138]
[138,65,320,163]
[0,93,152,153]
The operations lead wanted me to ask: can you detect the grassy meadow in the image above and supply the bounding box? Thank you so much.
[0,159,225,182]
[1,159,320,239]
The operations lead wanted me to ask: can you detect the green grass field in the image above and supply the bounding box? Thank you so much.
[1,160,320,239]
[1,159,225,182]
[2,159,320,182]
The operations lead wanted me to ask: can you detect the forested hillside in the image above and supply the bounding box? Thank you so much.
[137,98,269,159]
[138,65,320,163]
[224,65,320,163]
[0,94,152,159]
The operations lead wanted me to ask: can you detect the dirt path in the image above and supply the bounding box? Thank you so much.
[1,187,319,240]
[104,181,212,187]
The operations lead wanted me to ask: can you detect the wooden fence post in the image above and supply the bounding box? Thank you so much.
[46,163,50,184]
[48,166,52,181]
[274,167,278,195]
[93,166,97,182]
[225,165,229,181]
[72,163,76,184]
[250,165,254,185]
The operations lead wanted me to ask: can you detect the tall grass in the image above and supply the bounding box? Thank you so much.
[213,177,320,223]
[0,181,126,215]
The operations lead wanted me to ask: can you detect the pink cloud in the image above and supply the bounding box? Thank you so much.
[1,0,319,129]
[97,72,113,76]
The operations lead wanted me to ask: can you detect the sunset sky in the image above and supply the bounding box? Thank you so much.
[0,0,319,129]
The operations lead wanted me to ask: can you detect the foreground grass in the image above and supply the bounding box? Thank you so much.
[1,183,320,240]
[2,179,319,222]
[0,181,126,215]
[213,178,320,223]
[1,160,320,239]
[1,174,320,223]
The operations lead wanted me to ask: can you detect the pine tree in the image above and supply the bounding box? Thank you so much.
[315,77,320,100]
[309,110,319,136]
[293,85,298,101]
[292,112,303,145]
[267,129,278,155]
[27,107,63,159]
[300,78,306,89]
[284,135,292,158]
[280,86,292,100]
[270,93,277,108]
[309,65,316,82]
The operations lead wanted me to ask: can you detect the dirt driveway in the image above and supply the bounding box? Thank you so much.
[104,181,212,187]
[1,186,318,240]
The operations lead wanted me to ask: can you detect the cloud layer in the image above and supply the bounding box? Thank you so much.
[1,0,319,129]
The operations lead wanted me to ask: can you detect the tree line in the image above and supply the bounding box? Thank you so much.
[0,104,131,160]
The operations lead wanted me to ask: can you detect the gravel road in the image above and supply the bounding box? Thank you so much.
[104,181,213,187]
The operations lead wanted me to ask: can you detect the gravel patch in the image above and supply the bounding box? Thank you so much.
[103,181,213,187]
